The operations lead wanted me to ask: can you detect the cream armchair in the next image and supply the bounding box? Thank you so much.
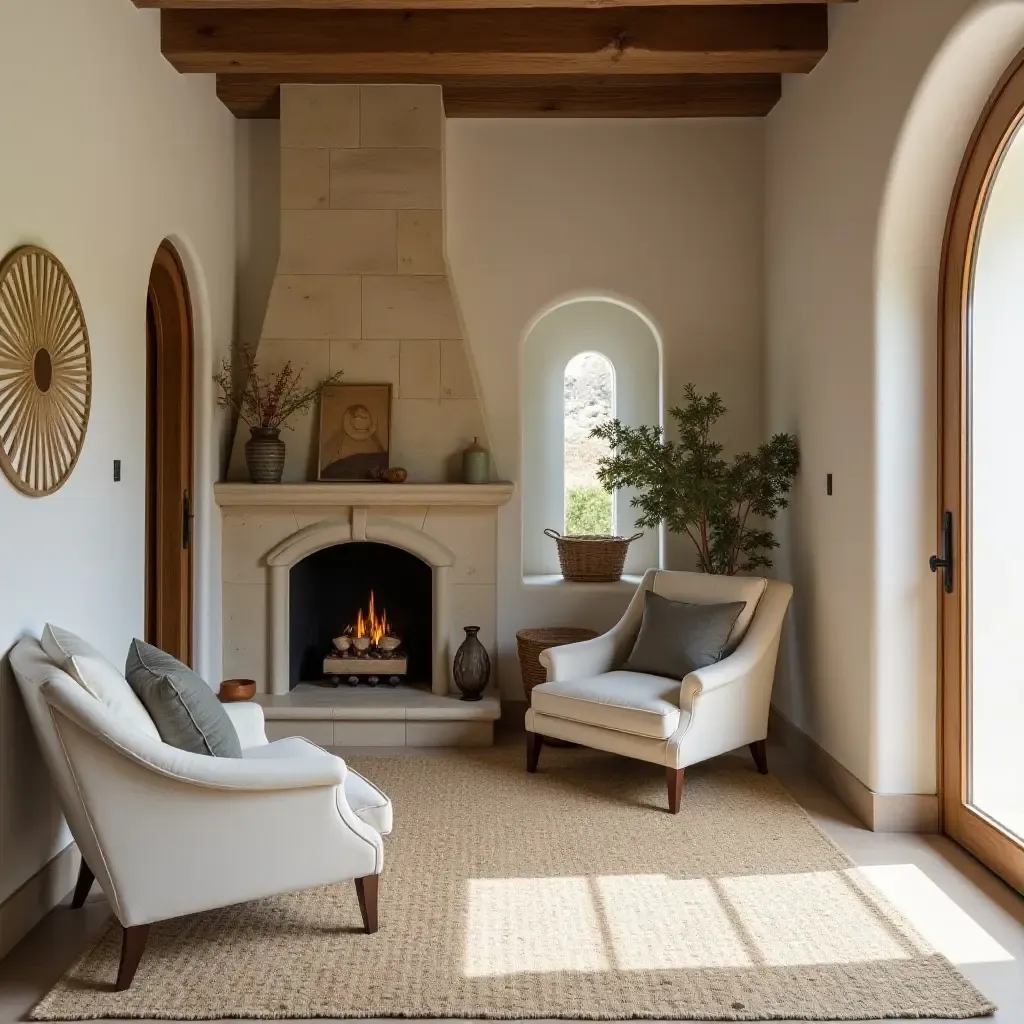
[9,634,391,990]
[525,569,793,813]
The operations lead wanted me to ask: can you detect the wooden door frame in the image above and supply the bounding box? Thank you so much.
[145,240,195,667]
[938,49,1024,893]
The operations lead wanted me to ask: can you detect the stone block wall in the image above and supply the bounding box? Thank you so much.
[228,84,487,484]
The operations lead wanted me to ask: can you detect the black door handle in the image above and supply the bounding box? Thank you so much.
[930,510,954,594]
[182,490,194,550]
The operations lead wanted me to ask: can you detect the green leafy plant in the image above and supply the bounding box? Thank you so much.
[566,485,613,536]
[591,384,799,575]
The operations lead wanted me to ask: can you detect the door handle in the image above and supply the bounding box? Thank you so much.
[930,510,954,594]
[182,490,194,551]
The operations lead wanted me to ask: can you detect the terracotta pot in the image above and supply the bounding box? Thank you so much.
[219,678,256,703]
[245,427,285,484]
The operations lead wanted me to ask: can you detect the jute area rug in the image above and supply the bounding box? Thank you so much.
[33,745,994,1021]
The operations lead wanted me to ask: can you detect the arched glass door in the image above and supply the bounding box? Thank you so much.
[940,54,1024,893]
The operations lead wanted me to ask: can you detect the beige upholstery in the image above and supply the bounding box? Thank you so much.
[526,569,793,773]
[243,738,393,834]
[8,632,392,931]
[531,672,685,739]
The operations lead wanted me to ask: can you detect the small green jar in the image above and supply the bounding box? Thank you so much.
[462,437,490,484]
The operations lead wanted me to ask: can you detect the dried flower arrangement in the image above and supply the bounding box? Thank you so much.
[214,350,345,484]
[213,351,343,431]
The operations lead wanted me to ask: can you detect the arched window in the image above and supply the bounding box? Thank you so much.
[521,297,661,578]
[563,352,615,536]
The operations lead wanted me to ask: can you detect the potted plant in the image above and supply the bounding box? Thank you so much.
[591,384,799,575]
[214,351,343,484]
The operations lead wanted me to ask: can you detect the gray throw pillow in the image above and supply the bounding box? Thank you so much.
[622,591,746,680]
[125,640,242,757]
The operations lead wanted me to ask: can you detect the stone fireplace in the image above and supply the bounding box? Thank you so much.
[261,502,460,696]
[218,483,512,745]
[217,83,510,746]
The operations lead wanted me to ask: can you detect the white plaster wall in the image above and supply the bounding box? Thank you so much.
[0,0,235,905]
[446,119,766,695]
[766,0,1024,795]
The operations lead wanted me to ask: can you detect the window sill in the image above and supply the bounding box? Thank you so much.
[521,574,644,592]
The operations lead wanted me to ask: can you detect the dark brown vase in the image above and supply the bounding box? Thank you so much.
[453,626,490,701]
[245,426,285,484]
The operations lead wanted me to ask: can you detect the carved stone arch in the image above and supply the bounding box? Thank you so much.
[266,513,455,695]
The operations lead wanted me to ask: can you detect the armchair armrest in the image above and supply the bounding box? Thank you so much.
[538,570,655,685]
[42,679,343,792]
[679,580,794,708]
[540,633,618,682]
[223,701,268,749]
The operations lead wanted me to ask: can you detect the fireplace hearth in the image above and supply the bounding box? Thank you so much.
[289,542,432,688]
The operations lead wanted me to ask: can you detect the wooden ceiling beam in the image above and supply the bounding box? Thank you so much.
[162,6,828,76]
[217,72,782,117]
[141,1,848,7]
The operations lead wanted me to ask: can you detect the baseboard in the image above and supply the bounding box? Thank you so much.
[0,843,79,959]
[769,708,939,833]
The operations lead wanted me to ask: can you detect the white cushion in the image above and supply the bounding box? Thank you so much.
[243,737,393,835]
[651,571,767,651]
[531,672,686,740]
[41,624,160,740]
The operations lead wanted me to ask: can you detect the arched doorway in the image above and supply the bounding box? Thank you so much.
[938,49,1024,893]
[145,241,194,665]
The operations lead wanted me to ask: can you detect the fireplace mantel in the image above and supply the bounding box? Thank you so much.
[214,482,514,509]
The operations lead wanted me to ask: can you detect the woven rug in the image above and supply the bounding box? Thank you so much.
[32,745,994,1021]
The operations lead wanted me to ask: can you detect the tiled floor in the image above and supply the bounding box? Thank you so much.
[1,724,1022,1024]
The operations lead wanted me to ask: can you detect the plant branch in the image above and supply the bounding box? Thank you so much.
[592,383,799,575]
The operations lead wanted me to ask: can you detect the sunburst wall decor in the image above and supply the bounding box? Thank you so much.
[0,246,92,496]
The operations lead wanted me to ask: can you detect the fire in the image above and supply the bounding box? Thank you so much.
[354,591,389,645]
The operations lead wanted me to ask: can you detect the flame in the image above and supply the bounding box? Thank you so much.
[354,591,389,645]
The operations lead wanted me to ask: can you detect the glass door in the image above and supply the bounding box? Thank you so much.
[939,54,1024,894]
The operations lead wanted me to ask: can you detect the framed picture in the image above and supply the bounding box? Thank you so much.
[317,383,392,481]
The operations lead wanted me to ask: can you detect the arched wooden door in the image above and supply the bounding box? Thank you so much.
[145,242,194,665]
[938,53,1024,894]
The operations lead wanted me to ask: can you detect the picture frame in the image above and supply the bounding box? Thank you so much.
[317,383,392,481]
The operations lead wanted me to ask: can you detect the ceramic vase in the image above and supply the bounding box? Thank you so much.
[245,426,285,484]
[453,625,490,701]
[462,437,490,484]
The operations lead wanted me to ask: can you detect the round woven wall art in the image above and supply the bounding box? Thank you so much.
[0,246,92,496]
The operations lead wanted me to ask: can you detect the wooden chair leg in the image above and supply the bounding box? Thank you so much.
[355,875,379,934]
[749,739,769,775]
[526,731,543,773]
[115,924,150,991]
[70,859,94,909]
[666,767,685,813]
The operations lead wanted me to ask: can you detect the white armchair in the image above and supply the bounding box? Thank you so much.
[525,569,793,813]
[9,634,391,990]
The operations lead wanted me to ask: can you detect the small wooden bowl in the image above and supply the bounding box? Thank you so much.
[219,678,256,703]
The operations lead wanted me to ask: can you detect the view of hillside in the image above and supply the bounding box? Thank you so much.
[564,352,614,535]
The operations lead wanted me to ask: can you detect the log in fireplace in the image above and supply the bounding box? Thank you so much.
[289,542,432,688]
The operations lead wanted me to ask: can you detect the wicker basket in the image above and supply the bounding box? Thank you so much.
[516,627,599,698]
[544,529,643,583]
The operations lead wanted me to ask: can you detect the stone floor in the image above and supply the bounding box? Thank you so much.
[1,716,1022,1024]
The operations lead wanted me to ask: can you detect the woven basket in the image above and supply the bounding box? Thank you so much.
[516,627,599,698]
[544,529,643,583]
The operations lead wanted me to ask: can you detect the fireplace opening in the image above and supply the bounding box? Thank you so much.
[289,542,433,688]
